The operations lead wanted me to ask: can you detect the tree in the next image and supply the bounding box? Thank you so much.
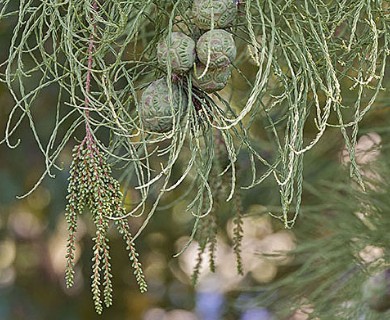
[0,0,389,317]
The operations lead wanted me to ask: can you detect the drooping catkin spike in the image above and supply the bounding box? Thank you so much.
[115,218,147,293]
[65,189,78,288]
[91,230,103,314]
[65,144,86,288]
[192,243,206,286]
[191,150,225,279]
[232,189,244,275]
[83,140,114,313]
[91,205,113,309]
[207,213,218,273]
[106,172,147,293]
[102,238,113,308]
[64,137,147,313]
[207,170,220,273]
[192,216,209,285]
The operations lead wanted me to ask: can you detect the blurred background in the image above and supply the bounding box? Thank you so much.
[1,3,390,320]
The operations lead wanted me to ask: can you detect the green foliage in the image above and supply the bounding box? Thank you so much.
[254,150,390,319]
[191,133,245,282]
[0,0,389,314]
[1,0,387,228]
[65,135,146,313]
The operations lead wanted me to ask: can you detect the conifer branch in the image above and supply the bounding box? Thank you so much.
[1,0,388,314]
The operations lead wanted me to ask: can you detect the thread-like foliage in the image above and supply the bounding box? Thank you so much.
[256,165,390,319]
[1,0,388,229]
[191,137,245,282]
[0,0,389,312]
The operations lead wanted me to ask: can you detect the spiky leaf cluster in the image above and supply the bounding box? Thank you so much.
[65,136,146,314]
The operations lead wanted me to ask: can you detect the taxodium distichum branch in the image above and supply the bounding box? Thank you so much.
[0,0,388,313]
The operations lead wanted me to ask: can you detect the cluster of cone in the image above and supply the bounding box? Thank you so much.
[140,0,237,133]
